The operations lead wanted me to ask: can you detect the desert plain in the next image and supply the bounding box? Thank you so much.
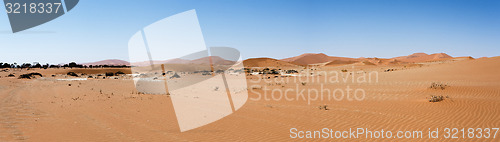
[0,53,499,141]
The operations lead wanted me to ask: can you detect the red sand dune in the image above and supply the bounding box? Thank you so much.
[131,58,191,67]
[0,55,499,141]
[131,56,236,67]
[392,53,452,63]
[281,53,356,66]
[189,56,236,65]
[277,52,456,66]
[83,59,130,66]
[243,58,302,69]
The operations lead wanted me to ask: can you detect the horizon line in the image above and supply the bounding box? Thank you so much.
[1,52,497,65]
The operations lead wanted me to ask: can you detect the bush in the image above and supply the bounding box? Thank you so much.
[105,72,114,76]
[67,72,79,77]
[29,72,42,77]
[429,82,448,90]
[115,71,125,76]
[429,95,445,102]
[7,74,15,77]
[18,74,32,79]
[18,72,43,79]
[286,70,298,74]
[170,73,181,79]
[318,104,329,110]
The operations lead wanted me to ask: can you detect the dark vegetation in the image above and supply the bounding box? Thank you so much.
[67,72,79,77]
[262,68,280,74]
[244,68,298,76]
[285,70,298,74]
[429,82,448,90]
[428,95,449,102]
[170,73,181,79]
[427,82,450,102]
[384,69,396,72]
[0,62,130,70]
[18,72,43,79]
[318,104,329,110]
[114,71,125,76]
[105,72,114,76]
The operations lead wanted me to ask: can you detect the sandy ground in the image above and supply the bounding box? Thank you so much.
[0,57,499,141]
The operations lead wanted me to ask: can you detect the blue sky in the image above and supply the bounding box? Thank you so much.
[0,0,499,64]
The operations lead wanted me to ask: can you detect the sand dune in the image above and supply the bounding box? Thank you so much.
[83,59,130,66]
[131,56,236,67]
[0,55,499,141]
[243,58,302,69]
[281,53,356,66]
[279,52,457,67]
[392,53,453,63]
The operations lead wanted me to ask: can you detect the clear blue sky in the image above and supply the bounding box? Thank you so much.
[0,0,499,64]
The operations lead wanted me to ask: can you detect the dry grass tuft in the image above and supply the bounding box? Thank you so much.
[429,82,448,90]
[428,95,448,102]
[318,104,329,110]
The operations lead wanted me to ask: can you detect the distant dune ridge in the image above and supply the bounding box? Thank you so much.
[84,52,473,68]
[1,52,500,141]
[276,52,466,67]
[243,58,301,69]
[281,53,356,66]
[392,53,452,62]
[82,56,238,67]
[82,59,130,66]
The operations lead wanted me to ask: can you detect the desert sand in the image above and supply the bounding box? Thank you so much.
[0,54,499,141]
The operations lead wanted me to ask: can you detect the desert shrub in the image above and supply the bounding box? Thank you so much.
[215,70,224,74]
[429,82,448,90]
[301,82,307,86]
[105,72,114,76]
[251,86,262,90]
[341,69,348,72]
[429,95,445,102]
[384,69,396,72]
[318,104,329,110]
[18,72,43,79]
[115,71,125,76]
[269,69,280,74]
[18,74,31,79]
[67,72,79,77]
[286,70,298,74]
[29,72,42,77]
[201,72,211,76]
[7,74,15,77]
[170,73,181,79]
